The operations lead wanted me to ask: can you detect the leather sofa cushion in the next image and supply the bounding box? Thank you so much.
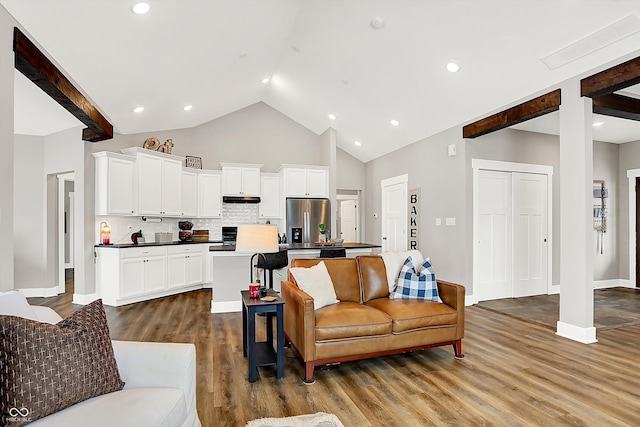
[315,302,392,341]
[291,258,361,303]
[365,298,457,333]
[358,256,389,302]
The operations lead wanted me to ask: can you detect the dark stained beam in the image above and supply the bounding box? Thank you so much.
[463,89,561,139]
[581,55,640,98]
[592,93,640,122]
[13,27,113,142]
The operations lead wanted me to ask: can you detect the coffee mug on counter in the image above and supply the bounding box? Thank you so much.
[249,283,260,299]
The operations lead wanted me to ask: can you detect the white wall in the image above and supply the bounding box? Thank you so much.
[336,148,365,191]
[617,139,640,281]
[593,141,619,280]
[14,135,46,289]
[0,5,17,291]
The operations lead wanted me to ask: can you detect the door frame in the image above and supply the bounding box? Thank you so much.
[57,172,74,294]
[626,169,640,288]
[381,174,408,252]
[336,194,360,243]
[472,160,553,303]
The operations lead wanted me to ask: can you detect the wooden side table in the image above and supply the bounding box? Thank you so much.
[241,289,285,382]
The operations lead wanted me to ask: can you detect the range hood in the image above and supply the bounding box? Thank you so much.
[222,196,261,204]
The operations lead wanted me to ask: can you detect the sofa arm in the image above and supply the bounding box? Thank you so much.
[281,280,316,362]
[111,340,201,427]
[437,280,465,339]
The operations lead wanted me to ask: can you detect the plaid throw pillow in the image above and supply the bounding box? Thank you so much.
[390,256,442,302]
[0,300,124,426]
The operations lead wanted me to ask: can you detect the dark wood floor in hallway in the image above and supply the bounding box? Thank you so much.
[28,282,640,426]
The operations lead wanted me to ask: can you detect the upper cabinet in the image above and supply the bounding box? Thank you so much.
[198,171,222,218]
[281,166,329,198]
[122,147,184,216]
[181,169,198,217]
[259,174,281,218]
[93,152,136,215]
[220,163,262,196]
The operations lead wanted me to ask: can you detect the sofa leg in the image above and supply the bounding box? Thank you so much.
[453,339,465,359]
[303,363,315,384]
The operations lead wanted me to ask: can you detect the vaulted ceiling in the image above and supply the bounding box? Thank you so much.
[4,0,640,162]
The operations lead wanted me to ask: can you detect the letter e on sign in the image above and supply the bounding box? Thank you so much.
[408,188,420,251]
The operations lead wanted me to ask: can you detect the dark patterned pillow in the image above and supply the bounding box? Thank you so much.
[390,256,443,302]
[0,300,124,426]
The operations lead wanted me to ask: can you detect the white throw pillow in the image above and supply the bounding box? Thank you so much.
[0,290,39,320]
[289,261,339,309]
[379,250,424,292]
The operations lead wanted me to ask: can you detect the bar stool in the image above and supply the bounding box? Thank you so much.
[319,248,346,258]
[256,249,289,289]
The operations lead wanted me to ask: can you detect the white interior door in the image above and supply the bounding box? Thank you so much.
[340,199,358,242]
[513,173,548,297]
[381,175,407,252]
[477,170,512,301]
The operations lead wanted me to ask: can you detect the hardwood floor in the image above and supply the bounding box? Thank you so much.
[478,287,640,330]
[28,276,640,426]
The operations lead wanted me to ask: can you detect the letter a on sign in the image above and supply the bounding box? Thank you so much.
[408,188,420,251]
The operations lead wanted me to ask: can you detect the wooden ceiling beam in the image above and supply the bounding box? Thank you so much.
[592,93,640,122]
[463,89,561,139]
[581,55,640,99]
[13,27,113,142]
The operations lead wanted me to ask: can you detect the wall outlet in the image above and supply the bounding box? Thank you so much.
[447,144,457,157]
[446,217,456,226]
[435,218,441,226]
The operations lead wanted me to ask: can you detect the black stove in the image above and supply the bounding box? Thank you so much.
[221,226,237,245]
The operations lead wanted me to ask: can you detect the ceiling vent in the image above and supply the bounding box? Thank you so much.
[541,14,640,70]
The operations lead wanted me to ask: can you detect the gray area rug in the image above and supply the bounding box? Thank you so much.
[246,412,344,427]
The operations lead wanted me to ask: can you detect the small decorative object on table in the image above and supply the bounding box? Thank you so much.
[318,223,328,243]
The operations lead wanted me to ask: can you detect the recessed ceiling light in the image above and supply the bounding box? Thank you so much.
[446,62,460,73]
[328,114,336,120]
[390,119,399,126]
[133,106,144,113]
[593,121,605,127]
[354,140,362,146]
[132,2,150,14]
[370,16,384,30]
[183,105,193,111]
[261,77,270,84]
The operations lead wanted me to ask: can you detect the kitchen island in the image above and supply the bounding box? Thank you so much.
[209,243,381,313]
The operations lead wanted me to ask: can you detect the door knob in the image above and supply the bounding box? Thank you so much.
[382,237,387,240]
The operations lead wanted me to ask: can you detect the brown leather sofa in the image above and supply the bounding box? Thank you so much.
[282,256,465,383]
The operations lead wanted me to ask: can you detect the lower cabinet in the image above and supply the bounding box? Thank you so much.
[96,244,209,306]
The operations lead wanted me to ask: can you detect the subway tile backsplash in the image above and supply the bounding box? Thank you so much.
[96,203,281,244]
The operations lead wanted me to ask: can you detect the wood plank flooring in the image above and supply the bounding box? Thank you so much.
[478,287,640,330]
[28,277,640,426]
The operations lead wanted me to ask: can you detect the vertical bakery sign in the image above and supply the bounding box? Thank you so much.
[408,188,420,250]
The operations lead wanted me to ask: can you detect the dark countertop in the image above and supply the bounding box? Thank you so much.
[96,240,223,248]
[209,242,381,252]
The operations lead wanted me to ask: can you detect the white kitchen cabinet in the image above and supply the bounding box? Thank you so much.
[121,147,184,216]
[93,151,136,215]
[198,171,222,217]
[96,244,209,307]
[181,169,198,217]
[259,174,281,218]
[220,163,262,196]
[281,166,329,198]
[118,247,167,299]
[167,246,204,289]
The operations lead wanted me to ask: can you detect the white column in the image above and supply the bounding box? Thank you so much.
[557,81,596,343]
[320,128,337,235]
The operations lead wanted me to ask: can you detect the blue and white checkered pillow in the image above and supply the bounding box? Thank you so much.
[390,256,442,302]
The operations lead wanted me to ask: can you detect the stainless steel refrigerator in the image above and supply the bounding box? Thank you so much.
[286,198,331,243]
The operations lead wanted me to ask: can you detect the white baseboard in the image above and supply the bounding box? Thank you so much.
[17,287,59,298]
[465,295,476,306]
[211,300,242,313]
[594,279,625,289]
[548,284,560,295]
[73,293,100,305]
[556,321,597,344]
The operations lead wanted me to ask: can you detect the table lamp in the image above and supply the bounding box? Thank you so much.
[235,224,279,297]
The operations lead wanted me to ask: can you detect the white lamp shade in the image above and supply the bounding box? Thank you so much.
[235,225,279,254]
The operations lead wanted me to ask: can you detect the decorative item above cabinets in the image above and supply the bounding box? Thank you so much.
[220,162,262,197]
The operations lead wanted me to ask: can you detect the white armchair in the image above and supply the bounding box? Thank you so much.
[0,291,201,427]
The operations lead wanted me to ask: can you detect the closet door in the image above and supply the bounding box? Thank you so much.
[477,170,512,301]
[513,173,548,297]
